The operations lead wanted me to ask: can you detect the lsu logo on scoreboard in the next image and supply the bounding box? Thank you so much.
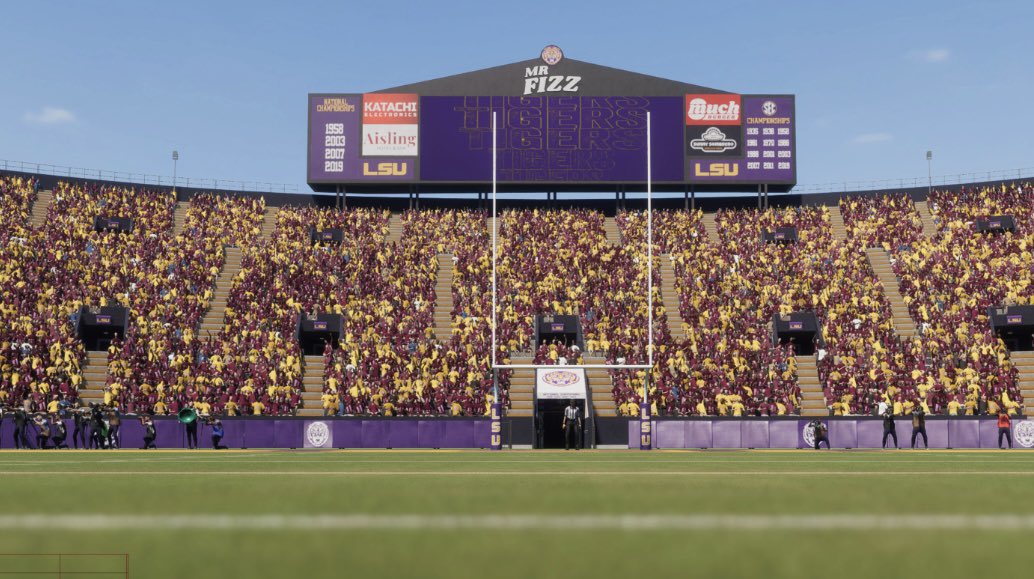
[362,162,409,176]
[693,162,740,177]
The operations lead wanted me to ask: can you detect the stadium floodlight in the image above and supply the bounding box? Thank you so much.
[926,150,932,196]
[172,150,179,194]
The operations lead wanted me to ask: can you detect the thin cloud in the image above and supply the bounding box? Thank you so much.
[852,133,894,144]
[908,48,950,63]
[23,106,76,125]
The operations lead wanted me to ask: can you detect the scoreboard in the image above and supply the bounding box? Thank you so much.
[307,51,795,189]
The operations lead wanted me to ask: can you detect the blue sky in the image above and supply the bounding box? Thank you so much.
[1,0,1031,194]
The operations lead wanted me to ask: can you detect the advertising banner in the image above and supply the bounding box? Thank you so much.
[535,367,587,400]
[362,93,419,156]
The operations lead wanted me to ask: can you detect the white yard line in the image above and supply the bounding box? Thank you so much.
[0,513,1032,531]
[1,470,1033,476]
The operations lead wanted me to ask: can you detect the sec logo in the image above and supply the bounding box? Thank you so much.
[761,100,778,116]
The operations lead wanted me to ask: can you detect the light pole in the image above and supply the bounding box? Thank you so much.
[926,150,932,196]
[171,149,179,193]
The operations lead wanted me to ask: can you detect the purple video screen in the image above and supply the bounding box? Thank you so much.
[419,96,685,183]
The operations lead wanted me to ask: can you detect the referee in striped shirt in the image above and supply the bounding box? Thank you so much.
[563,400,582,450]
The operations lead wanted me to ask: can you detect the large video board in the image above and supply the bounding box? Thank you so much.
[307,92,794,187]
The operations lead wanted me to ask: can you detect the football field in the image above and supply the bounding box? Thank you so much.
[1,449,1033,578]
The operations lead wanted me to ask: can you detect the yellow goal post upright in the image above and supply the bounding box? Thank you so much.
[488,111,656,450]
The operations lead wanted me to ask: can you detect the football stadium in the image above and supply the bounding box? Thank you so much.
[3,2,1034,577]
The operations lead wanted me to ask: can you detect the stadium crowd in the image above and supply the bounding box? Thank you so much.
[0,176,1029,421]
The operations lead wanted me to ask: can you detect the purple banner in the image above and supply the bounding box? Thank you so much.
[490,403,503,450]
[639,403,652,450]
[307,94,416,183]
[420,96,685,183]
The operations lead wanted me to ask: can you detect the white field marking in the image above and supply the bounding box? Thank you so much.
[1,514,1034,531]
[1,458,1032,466]
[2,471,1034,476]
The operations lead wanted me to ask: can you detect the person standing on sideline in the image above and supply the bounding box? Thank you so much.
[72,407,88,449]
[107,408,121,449]
[13,407,29,449]
[141,416,157,450]
[51,416,68,449]
[211,419,227,450]
[882,407,898,449]
[562,400,582,450]
[998,410,1013,449]
[811,420,830,450]
[910,405,928,449]
[33,414,51,450]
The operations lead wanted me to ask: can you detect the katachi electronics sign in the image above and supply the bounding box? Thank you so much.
[362,93,419,156]
[685,94,741,126]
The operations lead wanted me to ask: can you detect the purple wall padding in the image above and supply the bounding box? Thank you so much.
[829,420,857,448]
[656,420,683,449]
[416,420,446,449]
[741,420,769,448]
[443,420,475,448]
[949,419,980,448]
[333,421,363,448]
[711,421,742,448]
[387,421,420,448]
[685,421,713,448]
[768,421,798,448]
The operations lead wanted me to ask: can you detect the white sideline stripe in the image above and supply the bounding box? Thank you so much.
[2,470,1034,476]
[1,514,1033,531]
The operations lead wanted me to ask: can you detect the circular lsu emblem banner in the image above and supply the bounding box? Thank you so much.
[542,370,581,387]
[305,421,331,448]
[1015,421,1034,448]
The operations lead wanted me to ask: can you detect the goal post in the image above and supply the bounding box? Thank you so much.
[489,110,656,450]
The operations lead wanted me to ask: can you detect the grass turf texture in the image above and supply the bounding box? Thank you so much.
[1,450,1033,578]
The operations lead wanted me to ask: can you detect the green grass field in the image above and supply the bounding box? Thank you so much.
[1,449,1033,578]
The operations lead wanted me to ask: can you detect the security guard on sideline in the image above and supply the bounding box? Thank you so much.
[563,400,582,450]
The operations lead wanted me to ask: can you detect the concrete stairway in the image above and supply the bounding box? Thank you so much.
[797,355,827,416]
[584,355,616,416]
[433,254,454,341]
[701,212,718,243]
[1009,351,1034,417]
[29,189,54,229]
[260,207,278,241]
[77,351,110,407]
[829,205,849,242]
[603,216,621,246]
[508,366,534,417]
[659,254,686,342]
[171,201,189,235]
[198,248,243,339]
[297,355,325,417]
[386,213,403,244]
[865,249,917,338]
[915,202,939,237]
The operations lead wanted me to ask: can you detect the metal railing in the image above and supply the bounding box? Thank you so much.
[793,167,1034,194]
[0,158,300,194]
[3,156,1031,197]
